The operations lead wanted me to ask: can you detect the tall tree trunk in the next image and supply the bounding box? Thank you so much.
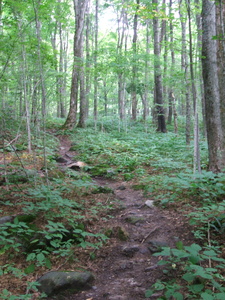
[143,20,151,121]
[179,0,191,145]
[63,0,88,130]
[94,0,98,126]
[85,2,91,119]
[117,4,127,120]
[131,0,139,121]
[202,0,223,172]
[32,0,47,117]
[167,0,175,125]
[217,2,225,164]
[152,0,167,133]
[186,0,201,173]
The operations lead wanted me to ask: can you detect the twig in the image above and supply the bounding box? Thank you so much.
[141,227,159,244]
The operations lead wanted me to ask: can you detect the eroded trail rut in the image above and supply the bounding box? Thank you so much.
[55,135,194,300]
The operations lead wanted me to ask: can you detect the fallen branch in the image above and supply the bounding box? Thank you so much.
[5,134,21,147]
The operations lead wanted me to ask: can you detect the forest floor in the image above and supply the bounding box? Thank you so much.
[0,135,199,300]
[49,134,196,300]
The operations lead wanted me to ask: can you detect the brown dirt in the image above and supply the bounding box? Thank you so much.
[50,135,196,300]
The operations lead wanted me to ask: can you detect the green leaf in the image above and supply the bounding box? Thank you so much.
[215,293,225,299]
[203,249,217,257]
[45,258,52,269]
[189,255,201,264]
[182,272,195,283]
[37,253,45,263]
[189,284,204,293]
[145,289,154,297]
[24,264,35,274]
[201,292,214,300]
[176,241,184,250]
[158,260,169,265]
[173,292,183,300]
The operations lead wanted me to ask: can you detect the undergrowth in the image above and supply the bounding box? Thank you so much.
[1,117,224,299]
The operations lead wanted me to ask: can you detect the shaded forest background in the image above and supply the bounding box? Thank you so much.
[0,0,224,172]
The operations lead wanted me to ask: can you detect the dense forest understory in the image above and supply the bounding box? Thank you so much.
[1,118,225,299]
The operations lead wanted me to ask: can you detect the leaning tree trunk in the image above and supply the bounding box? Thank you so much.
[63,0,88,130]
[152,0,167,133]
[202,0,223,172]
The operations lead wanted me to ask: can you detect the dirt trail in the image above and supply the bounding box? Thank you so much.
[54,135,194,300]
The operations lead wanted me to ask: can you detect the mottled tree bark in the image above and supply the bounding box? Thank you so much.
[153,0,167,133]
[179,0,191,145]
[131,0,139,121]
[63,0,88,130]
[202,0,223,172]
[117,4,128,120]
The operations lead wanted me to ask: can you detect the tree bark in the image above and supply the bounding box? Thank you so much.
[153,0,167,133]
[202,0,223,172]
[131,0,139,121]
[94,0,98,126]
[117,4,128,120]
[63,0,88,130]
[179,0,191,145]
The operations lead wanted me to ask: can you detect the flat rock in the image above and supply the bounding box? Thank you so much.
[37,271,94,296]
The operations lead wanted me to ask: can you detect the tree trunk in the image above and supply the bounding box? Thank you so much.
[143,20,151,121]
[63,0,88,130]
[131,0,139,121]
[94,0,98,126]
[202,0,223,172]
[217,2,225,165]
[117,4,127,120]
[153,0,167,133]
[179,0,191,145]
[32,0,47,117]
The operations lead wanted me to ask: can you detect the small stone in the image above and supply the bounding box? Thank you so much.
[125,215,145,224]
[148,240,168,253]
[0,215,14,225]
[117,185,126,190]
[55,157,68,163]
[122,245,139,257]
[145,200,155,208]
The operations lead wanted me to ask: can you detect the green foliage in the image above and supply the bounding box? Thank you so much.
[146,242,225,299]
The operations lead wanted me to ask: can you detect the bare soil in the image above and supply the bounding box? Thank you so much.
[51,135,196,300]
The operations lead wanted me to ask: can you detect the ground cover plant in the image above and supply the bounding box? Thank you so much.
[0,117,225,299]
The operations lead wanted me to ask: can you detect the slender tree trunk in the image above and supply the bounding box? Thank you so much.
[143,20,151,121]
[153,0,167,133]
[131,0,139,121]
[179,0,191,145]
[186,0,201,173]
[85,3,91,119]
[217,2,225,164]
[117,4,127,120]
[202,0,223,172]
[94,0,98,126]
[167,0,175,125]
[18,20,32,153]
[32,0,47,117]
